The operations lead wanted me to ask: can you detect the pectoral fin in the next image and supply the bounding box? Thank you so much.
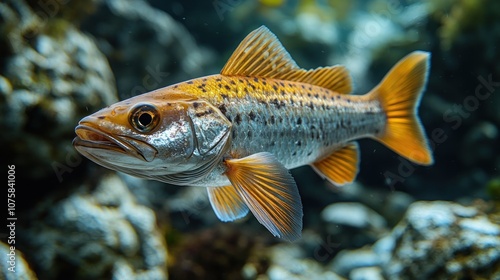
[224,152,303,241]
[312,142,360,186]
[207,185,249,222]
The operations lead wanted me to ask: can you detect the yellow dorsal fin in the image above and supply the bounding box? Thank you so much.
[283,66,352,94]
[207,185,249,222]
[311,142,360,186]
[221,26,300,79]
[224,152,303,241]
[221,26,352,94]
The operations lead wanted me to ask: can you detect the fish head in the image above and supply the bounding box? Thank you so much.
[73,91,232,183]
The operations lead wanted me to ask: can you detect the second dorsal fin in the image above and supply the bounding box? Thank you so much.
[220,26,352,94]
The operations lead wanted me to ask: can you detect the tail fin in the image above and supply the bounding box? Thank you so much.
[368,51,433,165]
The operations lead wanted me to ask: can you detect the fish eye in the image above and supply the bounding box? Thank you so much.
[129,104,160,133]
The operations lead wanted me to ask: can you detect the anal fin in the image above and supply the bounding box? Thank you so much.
[224,152,303,241]
[312,142,360,186]
[207,185,249,222]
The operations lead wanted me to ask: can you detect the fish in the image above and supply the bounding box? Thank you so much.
[73,26,433,241]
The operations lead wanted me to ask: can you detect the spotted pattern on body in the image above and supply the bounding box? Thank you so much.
[151,74,385,170]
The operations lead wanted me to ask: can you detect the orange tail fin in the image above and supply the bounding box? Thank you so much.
[368,51,433,165]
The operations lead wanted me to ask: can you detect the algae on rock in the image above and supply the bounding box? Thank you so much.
[19,174,168,280]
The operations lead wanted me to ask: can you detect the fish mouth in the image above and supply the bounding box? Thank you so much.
[73,122,158,162]
[73,124,130,154]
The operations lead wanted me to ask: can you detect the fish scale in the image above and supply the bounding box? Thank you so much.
[172,75,386,171]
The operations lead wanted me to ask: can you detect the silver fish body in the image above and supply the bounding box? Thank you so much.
[73,26,433,241]
[186,75,386,187]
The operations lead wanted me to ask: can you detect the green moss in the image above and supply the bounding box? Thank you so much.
[327,0,354,21]
[60,0,99,22]
[486,177,500,201]
[25,0,98,23]
[164,226,184,249]
[42,18,72,40]
[296,0,336,22]
[437,0,500,49]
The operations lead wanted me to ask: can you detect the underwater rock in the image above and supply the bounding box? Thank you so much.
[169,226,257,280]
[379,191,415,225]
[166,187,221,230]
[327,200,500,279]
[19,173,167,280]
[293,8,338,45]
[332,1,430,93]
[0,0,117,180]
[321,201,388,249]
[81,0,214,99]
[331,182,415,226]
[349,267,384,280]
[264,244,344,280]
[328,248,381,277]
[119,173,177,210]
[322,202,386,230]
[0,242,38,280]
[381,201,500,279]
